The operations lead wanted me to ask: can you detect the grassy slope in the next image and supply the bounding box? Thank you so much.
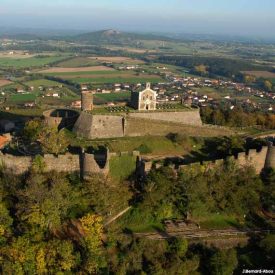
[126,117,235,138]
[0,56,67,68]
[109,155,137,181]
[25,79,63,88]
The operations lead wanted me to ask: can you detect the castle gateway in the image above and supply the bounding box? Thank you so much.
[130,83,157,111]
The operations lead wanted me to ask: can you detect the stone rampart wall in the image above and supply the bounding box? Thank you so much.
[128,110,202,126]
[0,153,32,175]
[90,115,124,139]
[73,110,203,139]
[137,146,274,177]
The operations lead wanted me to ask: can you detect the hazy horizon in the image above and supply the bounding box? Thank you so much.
[0,0,275,39]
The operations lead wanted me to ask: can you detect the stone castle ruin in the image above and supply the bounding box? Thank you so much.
[136,141,275,177]
[43,83,203,139]
[0,148,110,179]
[1,141,274,178]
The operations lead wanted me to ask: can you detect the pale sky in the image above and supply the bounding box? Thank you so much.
[0,0,274,37]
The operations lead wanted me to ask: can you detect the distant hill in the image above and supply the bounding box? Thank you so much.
[0,33,42,41]
[72,29,175,44]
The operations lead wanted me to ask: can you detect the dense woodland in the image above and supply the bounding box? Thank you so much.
[0,154,274,273]
[157,55,272,79]
[201,106,275,129]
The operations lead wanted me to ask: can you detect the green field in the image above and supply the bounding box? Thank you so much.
[0,56,68,68]
[72,76,163,84]
[195,214,242,230]
[25,79,63,88]
[44,70,121,76]
[94,92,130,103]
[9,93,36,102]
[55,57,100,67]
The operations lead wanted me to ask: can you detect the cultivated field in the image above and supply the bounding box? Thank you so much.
[242,71,275,78]
[89,56,145,64]
[55,57,100,67]
[25,79,63,88]
[39,65,114,73]
[9,93,36,102]
[0,56,68,68]
[0,51,36,58]
[0,79,12,87]
[71,75,163,84]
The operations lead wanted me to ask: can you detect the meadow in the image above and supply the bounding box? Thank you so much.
[89,56,145,64]
[9,93,36,102]
[39,65,114,73]
[25,79,63,89]
[55,57,100,67]
[70,75,163,84]
[0,56,69,68]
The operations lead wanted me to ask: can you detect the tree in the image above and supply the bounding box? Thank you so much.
[263,80,272,91]
[23,119,43,142]
[39,127,69,155]
[0,202,13,245]
[209,249,238,275]
[31,155,46,174]
[194,64,208,75]
[244,74,256,83]
[79,213,106,273]
[261,168,275,213]
[168,238,188,258]
[259,234,275,264]
[16,173,79,232]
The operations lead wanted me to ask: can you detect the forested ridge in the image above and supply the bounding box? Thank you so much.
[0,156,274,274]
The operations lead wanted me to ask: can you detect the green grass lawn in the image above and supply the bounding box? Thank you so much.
[106,136,185,155]
[109,154,137,181]
[69,136,187,156]
[25,79,63,88]
[116,207,165,233]
[94,92,131,104]
[9,93,36,102]
[0,56,68,68]
[195,214,242,229]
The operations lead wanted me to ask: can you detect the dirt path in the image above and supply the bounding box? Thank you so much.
[104,206,132,226]
[134,228,275,240]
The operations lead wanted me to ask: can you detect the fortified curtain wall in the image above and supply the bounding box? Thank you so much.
[1,143,274,177]
[128,110,202,126]
[0,152,109,177]
[73,110,202,139]
[137,143,275,177]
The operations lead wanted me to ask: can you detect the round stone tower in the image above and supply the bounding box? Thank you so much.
[81,91,93,111]
[264,141,275,169]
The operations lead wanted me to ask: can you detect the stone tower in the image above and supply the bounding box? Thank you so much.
[81,91,93,111]
[264,141,275,169]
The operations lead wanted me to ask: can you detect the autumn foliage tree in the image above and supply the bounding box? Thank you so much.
[38,127,69,155]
